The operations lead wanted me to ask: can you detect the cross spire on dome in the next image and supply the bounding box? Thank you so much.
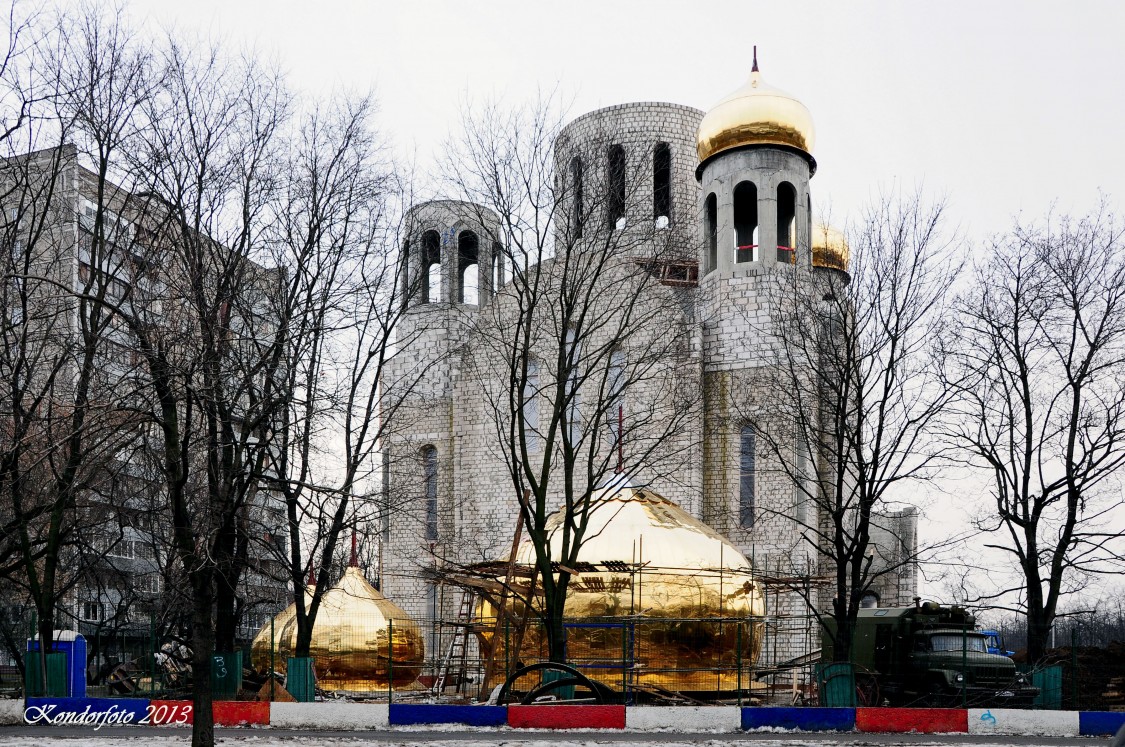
[752,45,759,73]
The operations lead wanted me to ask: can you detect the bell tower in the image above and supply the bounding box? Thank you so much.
[695,52,819,592]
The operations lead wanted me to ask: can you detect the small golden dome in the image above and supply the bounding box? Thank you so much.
[251,567,424,692]
[697,53,815,166]
[812,223,849,271]
[477,478,764,692]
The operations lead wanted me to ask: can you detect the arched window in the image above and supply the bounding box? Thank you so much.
[422,445,438,540]
[739,426,756,528]
[565,327,582,446]
[523,359,540,451]
[653,143,671,228]
[421,230,441,304]
[704,193,718,274]
[570,157,584,240]
[607,144,626,230]
[777,182,796,264]
[733,181,758,263]
[457,230,479,304]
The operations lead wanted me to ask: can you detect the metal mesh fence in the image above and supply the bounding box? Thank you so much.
[1,604,1119,708]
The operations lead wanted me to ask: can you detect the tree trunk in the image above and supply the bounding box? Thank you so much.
[189,575,215,747]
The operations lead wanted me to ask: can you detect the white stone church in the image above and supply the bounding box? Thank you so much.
[377,61,919,660]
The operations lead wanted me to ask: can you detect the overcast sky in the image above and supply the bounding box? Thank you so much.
[120,0,1124,604]
[124,0,1125,240]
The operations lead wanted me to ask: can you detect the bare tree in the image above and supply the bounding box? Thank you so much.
[943,203,1125,663]
[747,191,960,662]
[436,97,702,663]
[259,93,424,664]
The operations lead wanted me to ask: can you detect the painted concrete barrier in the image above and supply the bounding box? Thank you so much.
[508,704,626,729]
[24,697,151,726]
[149,700,268,727]
[968,707,1078,737]
[389,704,507,726]
[856,707,968,733]
[0,699,24,726]
[1079,711,1125,736]
[270,702,388,729]
[626,705,740,731]
[742,706,855,732]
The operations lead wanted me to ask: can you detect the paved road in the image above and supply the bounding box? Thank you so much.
[0,726,1112,746]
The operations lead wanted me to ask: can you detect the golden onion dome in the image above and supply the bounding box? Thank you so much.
[697,51,815,166]
[477,477,764,692]
[251,567,424,692]
[811,223,850,271]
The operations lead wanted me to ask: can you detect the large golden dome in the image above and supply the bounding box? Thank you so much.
[697,55,815,165]
[812,223,850,271]
[251,567,424,692]
[477,478,764,692]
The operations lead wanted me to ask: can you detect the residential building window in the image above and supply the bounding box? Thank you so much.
[81,601,102,622]
[739,426,756,528]
[422,445,438,541]
[733,181,758,262]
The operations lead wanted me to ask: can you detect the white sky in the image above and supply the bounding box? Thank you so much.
[119,0,1125,607]
[125,0,1125,239]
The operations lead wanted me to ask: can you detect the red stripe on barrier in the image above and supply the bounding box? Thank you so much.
[856,707,967,733]
[148,700,269,727]
[507,704,625,729]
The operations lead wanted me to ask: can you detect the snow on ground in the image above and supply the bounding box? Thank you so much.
[0,739,1055,747]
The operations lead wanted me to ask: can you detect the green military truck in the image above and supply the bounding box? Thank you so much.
[821,602,1038,707]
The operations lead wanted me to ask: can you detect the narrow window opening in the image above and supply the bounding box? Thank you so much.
[422,445,438,541]
[607,144,626,230]
[570,157,584,240]
[607,349,626,449]
[739,426,756,528]
[492,241,505,290]
[653,143,671,228]
[523,359,540,452]
[705,193,717,273]
[733,181,758,263]
[795,434,813,526]
[421,230,441,304]
[565,327,582,446]
[457,230,479,304]
[777,182,797,264]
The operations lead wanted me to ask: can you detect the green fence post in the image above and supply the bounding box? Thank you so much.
[1071,627,1079,710]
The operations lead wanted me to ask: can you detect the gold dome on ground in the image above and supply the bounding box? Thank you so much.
[478,478,765,692]
[251,567,424,692]
[697,55,815,165]
[812,223,850,271]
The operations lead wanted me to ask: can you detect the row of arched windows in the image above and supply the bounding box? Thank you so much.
[408,229,505,307]
[704,181,799,272]
[568,142,674,236]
